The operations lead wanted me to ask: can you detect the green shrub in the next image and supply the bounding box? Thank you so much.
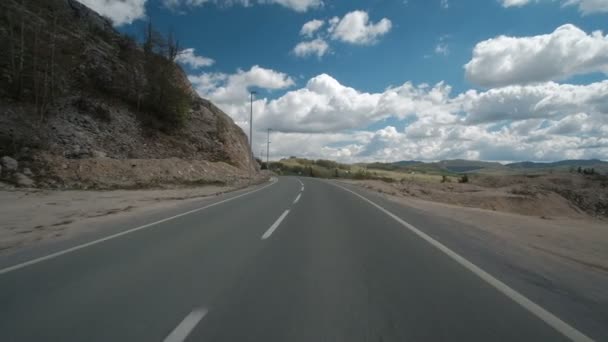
[458,174,469,183]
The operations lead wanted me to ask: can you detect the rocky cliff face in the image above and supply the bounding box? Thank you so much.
[0,0,258,188]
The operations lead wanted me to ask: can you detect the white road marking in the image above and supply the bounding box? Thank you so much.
[301,186,305,192]
[262,210,290,240]
[296,178,304,186]
[0,179,277,276]
[163,307,208,342]
[330,182,594,342]
[293,193,302,204]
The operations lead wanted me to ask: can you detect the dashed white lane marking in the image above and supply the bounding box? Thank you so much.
[163,308,208,342]
[293,193,302,204]
[301,186,305,192]
[330,182,594,342]
[0,179,277,276]
[262,210,290,240]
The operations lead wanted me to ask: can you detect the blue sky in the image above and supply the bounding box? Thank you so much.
[81,0,608,162]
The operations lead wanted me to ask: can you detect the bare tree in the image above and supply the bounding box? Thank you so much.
[167,29,180,61]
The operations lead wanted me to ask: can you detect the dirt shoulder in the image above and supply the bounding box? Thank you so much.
[341,179,608,274]
[0,179,268,255]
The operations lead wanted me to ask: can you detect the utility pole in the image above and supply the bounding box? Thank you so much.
[266,128,272,169]
[249,91,256,151]
[249,91,256,182]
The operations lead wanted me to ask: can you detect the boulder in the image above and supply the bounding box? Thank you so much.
[14,173,34,187]
[91,150,107,159]
[1,156,18,172]
[23,168,34,176]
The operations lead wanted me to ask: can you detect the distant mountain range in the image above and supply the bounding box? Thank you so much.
[368,159,608,174]
[505,159,607,169]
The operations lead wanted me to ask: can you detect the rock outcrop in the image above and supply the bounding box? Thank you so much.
[0,0,258,188]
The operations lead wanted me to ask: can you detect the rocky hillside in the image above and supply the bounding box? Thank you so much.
[0,0,258,188]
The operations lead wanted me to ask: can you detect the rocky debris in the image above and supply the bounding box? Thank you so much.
[22,168,33,177]
[1,156,18,172]
[35,154,264,190]
[14,172,34,187]
[91,150,107,159]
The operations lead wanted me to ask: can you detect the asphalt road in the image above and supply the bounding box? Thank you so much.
[0,177,597,341]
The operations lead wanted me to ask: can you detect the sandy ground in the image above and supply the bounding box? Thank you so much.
[342,179,608,274]
[0,184,246,254]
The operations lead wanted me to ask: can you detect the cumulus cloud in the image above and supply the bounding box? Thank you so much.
[175,48,215,69]
[459,80,608,123]
[292,11,390,58]
[192,67,608,132]
[500,0,608,14]
[77,0,147,26]
[465,24,608,88]
[162,0,322,12]
[189,65,294,105]
[328,10,392,45]
[189,65,608,162]
[293,38,329,58]
[300,19,325,37]
[564,0,608,15]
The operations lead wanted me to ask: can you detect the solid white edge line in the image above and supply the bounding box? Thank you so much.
[262,209,290,240]
[163,307,208,342]
[293,193,302,204]
[329,181,594,342]
[296,178,304,187]
[0,178,278,276]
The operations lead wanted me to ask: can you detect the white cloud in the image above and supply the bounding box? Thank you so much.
[189,65,294,107]
[175,48,215,69]
[465,24,608,88]
[459,80,608,123]
[192,68,608,133]
[500,0,532,7]
[440,0,449,9]
[293,38,329,58]
[434,35,450,56]
[500,0,608,14]
[292,11,390,58]
[328,10,392,45]
[77,0,147,26]
[162,0,322,12]
[435,43,449,55]
[564,0,608,15]
[265,0,323,12]
[300,19,325,37]
[189,66,608,162]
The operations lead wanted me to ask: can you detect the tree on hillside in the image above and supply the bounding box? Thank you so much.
[141,21,190,128]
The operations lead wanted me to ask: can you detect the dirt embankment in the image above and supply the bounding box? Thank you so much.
[347,172,608,219]
[0,176,273,254]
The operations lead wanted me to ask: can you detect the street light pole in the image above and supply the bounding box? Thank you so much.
[249,91,256,155]
[266,128,272,169]
[249,91,256,182]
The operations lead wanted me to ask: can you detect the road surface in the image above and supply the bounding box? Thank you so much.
[0,177,599,341]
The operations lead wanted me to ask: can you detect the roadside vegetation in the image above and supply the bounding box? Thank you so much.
[0,0,191,130]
